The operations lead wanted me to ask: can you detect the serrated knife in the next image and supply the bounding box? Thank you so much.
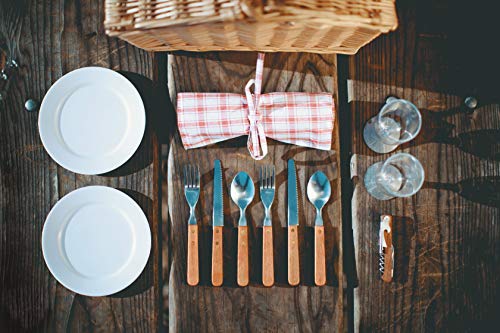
[212,160,224,286]
[287,159,300,286]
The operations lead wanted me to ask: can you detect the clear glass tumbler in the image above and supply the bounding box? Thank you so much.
[363,97,422,153]
[364,153,425,200]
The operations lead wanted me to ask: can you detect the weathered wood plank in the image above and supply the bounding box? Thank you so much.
[167,52,343,332]
[0,0,162,331]
[350,1,500,332]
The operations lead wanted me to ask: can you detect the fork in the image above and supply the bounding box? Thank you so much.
[184,164,200,286]
[260,165,275,287]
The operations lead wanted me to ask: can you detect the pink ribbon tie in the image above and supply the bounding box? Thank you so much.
[244,54,268,159]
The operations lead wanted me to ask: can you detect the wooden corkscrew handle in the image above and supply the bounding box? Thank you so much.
[381,215,393,283]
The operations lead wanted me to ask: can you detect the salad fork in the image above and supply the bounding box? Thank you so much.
[260,165,275,287]
[184,164,200,286]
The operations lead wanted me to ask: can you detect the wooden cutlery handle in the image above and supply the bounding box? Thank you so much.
[262,226,274,287]
[314,226,326,286]
[288,225,300,286]
[187,224,199,286]
[237,226,249,286]
[212,226,224,286]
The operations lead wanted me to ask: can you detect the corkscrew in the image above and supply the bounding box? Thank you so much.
[378,214,393,282]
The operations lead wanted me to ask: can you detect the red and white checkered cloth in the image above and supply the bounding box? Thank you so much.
[177,53,335,160]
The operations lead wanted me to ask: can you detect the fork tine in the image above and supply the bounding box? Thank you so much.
[271,166,275,188]
[266,165,270,189]
[264,166,267,189]
[264,165,269,188]
[259,167,263,189]
[183,165,187,187]
[270,166,273,188]
[196,165,200,188]
[189,165,193,188]
[267,165,271,189]
[191,164,195,188]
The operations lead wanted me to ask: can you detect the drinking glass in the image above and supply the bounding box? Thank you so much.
[364,153,425,200]
[363,97,422,153]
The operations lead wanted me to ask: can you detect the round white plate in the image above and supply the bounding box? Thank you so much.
[42,186,151,297]
[39,67,145,175]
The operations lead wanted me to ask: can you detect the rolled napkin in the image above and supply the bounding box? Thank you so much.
[177,53,335,160]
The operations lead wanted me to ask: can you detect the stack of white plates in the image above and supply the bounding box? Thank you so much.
[39,68,151,296]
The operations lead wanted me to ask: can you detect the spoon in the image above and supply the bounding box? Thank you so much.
[307,171,331,286]
[231,172,254,286]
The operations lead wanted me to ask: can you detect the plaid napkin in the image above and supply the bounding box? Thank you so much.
[177,54,335,160]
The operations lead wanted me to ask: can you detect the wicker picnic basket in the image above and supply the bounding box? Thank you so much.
[104,0,398,54]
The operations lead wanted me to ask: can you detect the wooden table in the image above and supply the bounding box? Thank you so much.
[348,1,500,332]
[1,0,499,332]
[0,1,164,331]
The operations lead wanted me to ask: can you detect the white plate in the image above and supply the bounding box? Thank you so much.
[42,186,151,296]
[39,67,145,175]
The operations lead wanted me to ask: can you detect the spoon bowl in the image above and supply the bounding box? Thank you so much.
[231,172,255,213]
[307,171,331,214]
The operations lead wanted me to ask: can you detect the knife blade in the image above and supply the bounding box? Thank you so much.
[287,159,300,285]
[287,159,299,226]
[212,160,224,286]
[213,160,223,227]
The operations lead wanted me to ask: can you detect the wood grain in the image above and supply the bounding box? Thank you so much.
[350,1,500,331]
[167,52,344,332]
[314,226,326,286]
[288,225,300,286]
[187,224,199,286]
[237,226,250,287]
[211,226,224,286]
[0,1,163,331]
[262,225,274,287]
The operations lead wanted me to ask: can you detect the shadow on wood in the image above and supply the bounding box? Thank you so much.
[352,101,500,161]
[110,189,154,297]
[103,70,175,177]
[423,176,500,208]
[391,216,415,284]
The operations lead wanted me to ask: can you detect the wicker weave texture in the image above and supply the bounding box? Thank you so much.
[105,0,398,54]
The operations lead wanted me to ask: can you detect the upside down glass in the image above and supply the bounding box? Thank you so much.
[363,97,422,153]
[364,153,425,200]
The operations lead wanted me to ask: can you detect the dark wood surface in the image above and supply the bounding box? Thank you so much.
[349,1,500,332]
[167,52,344,332]
[1,0,500,332]
[0,0,163,332]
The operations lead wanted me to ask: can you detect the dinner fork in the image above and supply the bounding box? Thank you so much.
[260,165,275,287]
[184,164,200,286]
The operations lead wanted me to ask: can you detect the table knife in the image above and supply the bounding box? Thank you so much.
[287,159,300,286]
[212,160,224,286]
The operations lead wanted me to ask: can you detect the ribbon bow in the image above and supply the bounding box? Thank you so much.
[244,53,267,159]
[177,53,335,160]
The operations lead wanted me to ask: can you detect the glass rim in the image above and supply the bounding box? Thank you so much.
[377,98,422,144]
[380,152,425,197]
